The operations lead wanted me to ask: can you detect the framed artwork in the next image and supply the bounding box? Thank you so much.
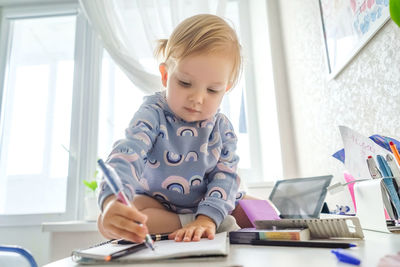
[319,0,390,79]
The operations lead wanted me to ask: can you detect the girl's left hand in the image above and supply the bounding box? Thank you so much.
[170,215,216,242]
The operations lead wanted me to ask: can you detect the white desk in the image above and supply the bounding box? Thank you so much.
[44,230,399,267]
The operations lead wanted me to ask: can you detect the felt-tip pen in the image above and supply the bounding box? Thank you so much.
[389,141,400,167]
[111,234,170,244]
[97,159,155,251]
[377,155,393,178]
[331,249,361,265]
[366,156,382,179]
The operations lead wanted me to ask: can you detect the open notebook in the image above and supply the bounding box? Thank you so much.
[72,232,229,264]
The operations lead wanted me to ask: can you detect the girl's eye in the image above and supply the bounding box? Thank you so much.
[179,80,191,87]
[207,88,218,94]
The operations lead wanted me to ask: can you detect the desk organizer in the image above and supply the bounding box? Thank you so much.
[354,178,400,233]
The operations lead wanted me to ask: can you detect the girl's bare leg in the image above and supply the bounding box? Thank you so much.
[231,194,261,228]
[134,194,262,232]
[132,194,181,234]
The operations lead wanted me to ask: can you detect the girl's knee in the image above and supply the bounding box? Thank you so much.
[231,194,262,228]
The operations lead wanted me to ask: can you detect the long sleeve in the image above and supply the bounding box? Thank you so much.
[196,115,240,227]
[98,102,160,210]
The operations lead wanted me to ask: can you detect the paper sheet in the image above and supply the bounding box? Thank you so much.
[339,126,391,179]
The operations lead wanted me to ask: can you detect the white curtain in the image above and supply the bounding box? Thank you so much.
[79,0,227,94]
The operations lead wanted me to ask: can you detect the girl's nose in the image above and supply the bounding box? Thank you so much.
[189,89,204,104]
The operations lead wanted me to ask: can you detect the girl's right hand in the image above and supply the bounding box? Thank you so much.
[97,195,149,243]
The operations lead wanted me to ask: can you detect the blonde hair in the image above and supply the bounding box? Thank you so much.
[155,14,242,88]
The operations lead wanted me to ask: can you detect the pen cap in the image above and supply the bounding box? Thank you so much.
[97,159,123,195]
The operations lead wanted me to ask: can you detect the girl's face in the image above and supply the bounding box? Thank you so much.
[160,53,233,122]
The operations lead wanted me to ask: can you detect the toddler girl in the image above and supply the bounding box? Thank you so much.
[98,14,251,243]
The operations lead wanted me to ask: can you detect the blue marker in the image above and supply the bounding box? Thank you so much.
[331,249,361,265]
[376,155,400,217]
[377,155,393,178]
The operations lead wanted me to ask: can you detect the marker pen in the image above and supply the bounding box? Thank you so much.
[331,249,361,265]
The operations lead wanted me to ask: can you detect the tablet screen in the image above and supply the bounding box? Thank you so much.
[269,175,333,219]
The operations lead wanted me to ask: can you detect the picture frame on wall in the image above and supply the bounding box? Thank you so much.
[319,0,390,79]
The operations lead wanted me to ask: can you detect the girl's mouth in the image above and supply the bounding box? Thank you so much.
[184,107,200,113]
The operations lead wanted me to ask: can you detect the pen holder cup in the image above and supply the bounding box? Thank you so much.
[84,195,100,221]
[354,178,393,233]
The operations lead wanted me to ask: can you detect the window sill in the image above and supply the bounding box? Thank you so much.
[42,220,98,233]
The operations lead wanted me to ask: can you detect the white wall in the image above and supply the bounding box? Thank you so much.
[277,0,400,210]
[0,226,51,265]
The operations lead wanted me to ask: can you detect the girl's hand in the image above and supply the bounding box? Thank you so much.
[97,195,149,243]
[170,215,216,242]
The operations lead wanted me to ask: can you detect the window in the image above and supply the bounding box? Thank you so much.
[222,0,251,170]
[0,14,76,215]
[0,3,96,226]
[97,50,145,159]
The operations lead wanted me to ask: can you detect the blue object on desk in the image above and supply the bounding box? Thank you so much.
[331,249,361,265]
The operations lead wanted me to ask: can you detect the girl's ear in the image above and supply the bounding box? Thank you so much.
[159,63,168,87]
[225,83,232,92]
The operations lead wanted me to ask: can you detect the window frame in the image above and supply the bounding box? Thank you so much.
[0,2,102,226]
[235,0,263,182]
[238,0,284,184]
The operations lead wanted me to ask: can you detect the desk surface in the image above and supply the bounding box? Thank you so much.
[44,230,399,267]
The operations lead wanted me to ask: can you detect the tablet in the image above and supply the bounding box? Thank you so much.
[269,175,333,219]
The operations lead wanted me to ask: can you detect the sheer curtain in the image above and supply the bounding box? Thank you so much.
[79,0,227,94]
